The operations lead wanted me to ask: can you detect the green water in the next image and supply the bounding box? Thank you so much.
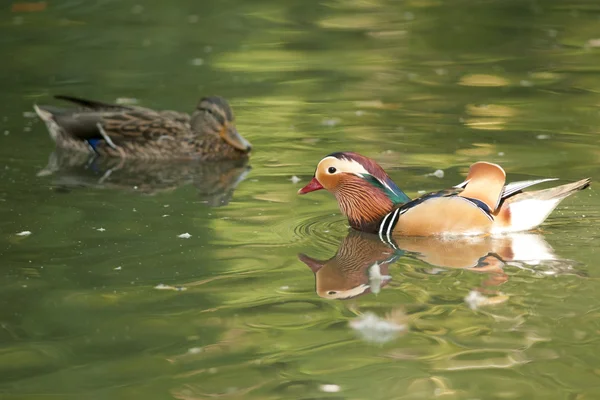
[2,1,600,399]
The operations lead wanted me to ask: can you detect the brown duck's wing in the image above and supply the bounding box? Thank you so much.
[457,161,506,212]
[54,94,136,112]
[56,95,191,124]
[53,109,190,145]
[157,110,191,125]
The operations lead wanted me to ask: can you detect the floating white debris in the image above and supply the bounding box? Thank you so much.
[355,110,364,116]
[498,152,505,156]
[586,38,600,48]
[520,80,533,87]
[349,312,406,344]
[465,290,486,309]
[154,283,187,291]
[178,233,192,239]
[187,347,202,354]
[465,290,508,309]
[16,231,31,236]
[280,286,290,290]
[322,118,340,127]
[320,384,341,393]
[96,227,106,232]
[3,130,9,136]
[114,266,122,271]
[191,58,204,66]
[418,190,426,194]
[536,134,550,140]
[368,263,392,294]
[116,97,138,105]
[290,175,301,184]
[427,169,444,178]
[162,214,170,218]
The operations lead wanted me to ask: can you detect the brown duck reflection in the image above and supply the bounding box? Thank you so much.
[37,149,250,206]
[299,230,579,300]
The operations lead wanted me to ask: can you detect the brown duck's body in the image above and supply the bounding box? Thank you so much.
[33,95,252,161]
[298,152,591,237]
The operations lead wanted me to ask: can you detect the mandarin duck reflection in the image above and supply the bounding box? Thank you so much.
[298,152,590,237]
[300,230,581,300]
[34,95,251,161]
[299,230,398,300]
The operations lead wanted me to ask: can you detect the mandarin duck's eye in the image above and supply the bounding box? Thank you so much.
[328,167,337,174]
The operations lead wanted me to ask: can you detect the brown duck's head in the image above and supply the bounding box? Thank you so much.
[297,152,410,230]
[192,96,252,153]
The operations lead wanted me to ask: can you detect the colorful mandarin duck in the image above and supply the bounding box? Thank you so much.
[33,95,252,161]
[298,152,590,238]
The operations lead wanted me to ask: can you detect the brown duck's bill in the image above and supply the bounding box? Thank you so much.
[298,177,323,194]
[223,126,252,152]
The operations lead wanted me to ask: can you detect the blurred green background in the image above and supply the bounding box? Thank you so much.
[1,0,600,399]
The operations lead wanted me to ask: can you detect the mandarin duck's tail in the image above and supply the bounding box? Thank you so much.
[493,178,591,233]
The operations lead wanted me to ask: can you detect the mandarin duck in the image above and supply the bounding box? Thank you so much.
[298,152,590,238]
[33,95,252,161]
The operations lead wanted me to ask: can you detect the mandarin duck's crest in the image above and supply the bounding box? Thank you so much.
[299,152,590,237]
[33,94,252,161]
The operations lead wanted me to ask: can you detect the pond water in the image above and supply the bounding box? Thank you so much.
[2,0,600,399]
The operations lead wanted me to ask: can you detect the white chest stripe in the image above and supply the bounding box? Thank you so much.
[378,208,404,241]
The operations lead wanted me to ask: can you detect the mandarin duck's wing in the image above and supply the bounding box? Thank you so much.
[455,161,506,212]
[500,178,559,198]
[379,162,507,237]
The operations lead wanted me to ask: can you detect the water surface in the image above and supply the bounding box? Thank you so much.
[1,1,600,399]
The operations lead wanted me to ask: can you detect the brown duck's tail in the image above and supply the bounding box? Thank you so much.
[33,104,63,143]
[493,178,591,233]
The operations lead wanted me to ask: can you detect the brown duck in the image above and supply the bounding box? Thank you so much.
[33,95,252,161]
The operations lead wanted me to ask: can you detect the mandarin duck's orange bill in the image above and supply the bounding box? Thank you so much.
[298,152,591,237]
